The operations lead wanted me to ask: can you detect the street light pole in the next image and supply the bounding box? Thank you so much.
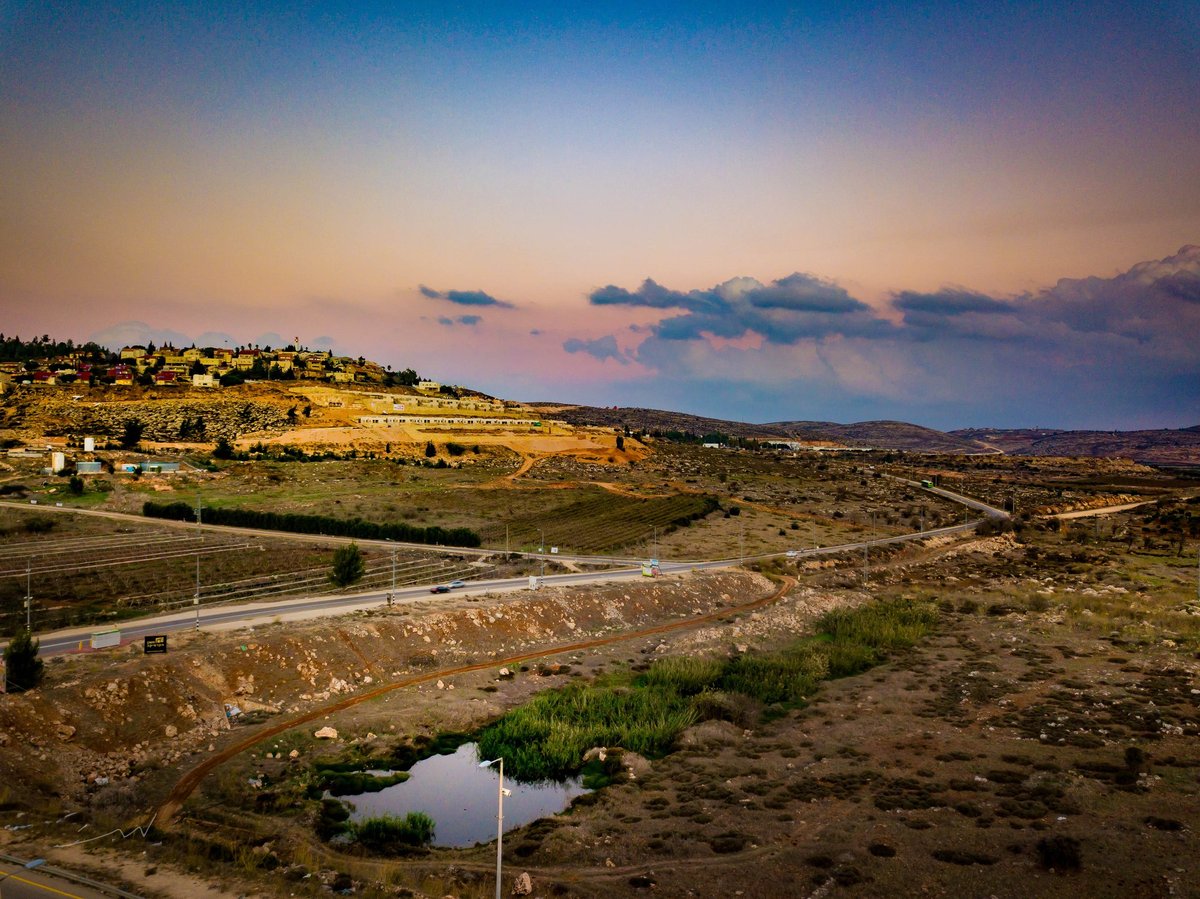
[478,757,506,899]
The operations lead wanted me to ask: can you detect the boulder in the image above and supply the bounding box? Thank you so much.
[314,726,338,740]
[511,871,533,895]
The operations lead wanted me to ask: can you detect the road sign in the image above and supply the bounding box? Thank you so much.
[144,635,167,654]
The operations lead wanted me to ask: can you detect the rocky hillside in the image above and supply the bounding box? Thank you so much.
[953,426,1200,464]
[1,389,292,443]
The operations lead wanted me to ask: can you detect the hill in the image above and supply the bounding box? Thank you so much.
[952,426,1200,465]
[766,419,990,453]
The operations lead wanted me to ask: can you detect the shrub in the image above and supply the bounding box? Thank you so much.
[330,543,365,588]
[3,629,44,692]
[1035,835,1082,871]
[352,812,435,851]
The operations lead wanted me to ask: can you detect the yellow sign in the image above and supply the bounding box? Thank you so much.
[144,635,168,654]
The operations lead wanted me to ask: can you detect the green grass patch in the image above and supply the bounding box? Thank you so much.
[479,597,937,781]
[351,812,436,851]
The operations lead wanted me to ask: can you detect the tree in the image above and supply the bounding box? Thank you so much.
[68,475,84,495]
[616,435,625,451]
[212,436,234,460]
[424,441,437,458]
[3,629,44,692]
[120,420,144,449]
[330,543,365,588]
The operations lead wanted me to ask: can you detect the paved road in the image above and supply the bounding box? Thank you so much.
[6,485,1008,657]
[0,859,125,899]
[30,520,981,657]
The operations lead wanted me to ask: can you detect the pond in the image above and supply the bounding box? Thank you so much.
[342,743,589,847]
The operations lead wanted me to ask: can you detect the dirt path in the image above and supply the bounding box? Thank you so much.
[1052,500,1153,519]
[155,575,796,826]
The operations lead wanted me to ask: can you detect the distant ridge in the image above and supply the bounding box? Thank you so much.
[951,427,1200,464]
[766,419,988,453]
[531,403,1200,462]
[528,404,988,453]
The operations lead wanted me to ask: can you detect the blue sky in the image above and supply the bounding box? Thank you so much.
[2,1,1198,428]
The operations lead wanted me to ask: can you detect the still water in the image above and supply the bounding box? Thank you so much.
[343,743,589,847]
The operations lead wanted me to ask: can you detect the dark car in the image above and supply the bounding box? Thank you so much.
[430,585,451,594]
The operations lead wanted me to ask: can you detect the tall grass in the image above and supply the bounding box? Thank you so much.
[479,597,937,781]
[352,812,435,851]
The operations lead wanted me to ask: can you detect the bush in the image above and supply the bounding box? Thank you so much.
[68,475,84,495]
[1035,835,1082,871]
[3,629,44,692]
[330,543,365,588]
[352,812,435,851]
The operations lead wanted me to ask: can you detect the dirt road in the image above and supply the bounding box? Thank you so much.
[155,575,795,826]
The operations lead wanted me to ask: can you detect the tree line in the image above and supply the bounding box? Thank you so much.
[142,501,483,548]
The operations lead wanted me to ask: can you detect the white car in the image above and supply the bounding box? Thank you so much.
[786,550,798,558]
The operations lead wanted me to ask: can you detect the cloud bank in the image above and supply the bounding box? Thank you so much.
[573,246,1200,428]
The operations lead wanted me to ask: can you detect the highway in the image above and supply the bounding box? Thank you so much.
[0,856,131,899]
[29,521,984,657]
[5,486,1007,658]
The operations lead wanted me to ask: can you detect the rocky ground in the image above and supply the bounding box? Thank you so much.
[1,528,1198,899]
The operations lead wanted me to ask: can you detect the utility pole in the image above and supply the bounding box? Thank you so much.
[738,517,744,565]
[194,495,202,630]
[25,560,32,632]
[505,524,509,557]
[653,525,658,561]
[863,543,868,584]
[389,545,396,606]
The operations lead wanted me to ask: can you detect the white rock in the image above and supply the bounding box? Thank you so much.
[314,726,339,740]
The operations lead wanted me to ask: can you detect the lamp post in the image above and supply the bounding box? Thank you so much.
[478,757,508,899]
[389,544,396,606]
[1,858,47,895]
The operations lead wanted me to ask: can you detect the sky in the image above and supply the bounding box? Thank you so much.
[1,1,1198,430]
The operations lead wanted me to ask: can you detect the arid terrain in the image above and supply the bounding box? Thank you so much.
[1,382,1199,898]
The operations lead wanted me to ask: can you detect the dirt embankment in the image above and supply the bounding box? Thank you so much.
[0,572,769,814]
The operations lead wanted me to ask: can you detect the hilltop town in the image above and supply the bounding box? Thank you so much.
[0,335,419,390]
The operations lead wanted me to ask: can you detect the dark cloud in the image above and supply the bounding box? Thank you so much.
[590,273,889,344]
[419,284,515,309]
[892,289,1024,341]
[563,335,630,364]
[437,315,482,327]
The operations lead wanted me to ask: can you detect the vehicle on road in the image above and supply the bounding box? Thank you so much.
[786,550,798,558]
[448,580,466,589]
[430,585,451,594]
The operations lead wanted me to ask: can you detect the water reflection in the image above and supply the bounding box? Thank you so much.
[343,743,589,847]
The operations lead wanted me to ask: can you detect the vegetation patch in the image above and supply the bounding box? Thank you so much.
[143,500,482,547]
[478,598,937,780]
